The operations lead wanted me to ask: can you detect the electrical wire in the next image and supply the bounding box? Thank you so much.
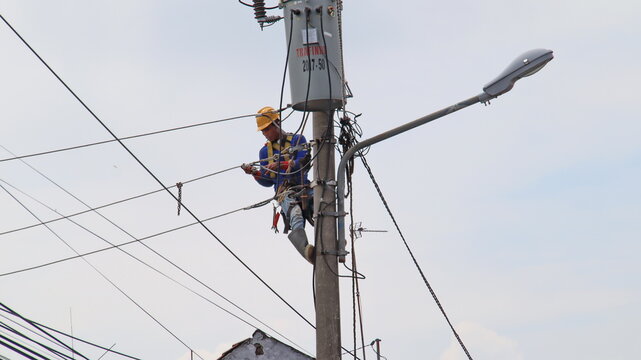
[359,156,474,360]
[0,183,207,360]
[0,323,73,360]
[0,307,140,360]
[0,314,72,360]
[0,111,276,164]
[238,0,279,10]
[0,304,90,360]
[0,180,311,357]
[0,163,238,237]
[0,145,310,354]
[1,10,357,359]
[0,196,272,278]
[0,335,48,360]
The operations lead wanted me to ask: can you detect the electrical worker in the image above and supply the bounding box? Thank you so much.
[241,106,315,264]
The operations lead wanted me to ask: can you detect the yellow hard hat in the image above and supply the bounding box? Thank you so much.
[256,106,279,131]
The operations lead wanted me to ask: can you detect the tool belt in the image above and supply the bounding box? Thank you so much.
[272,185,314,234]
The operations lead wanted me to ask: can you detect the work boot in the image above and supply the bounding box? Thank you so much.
[287,228,315,265]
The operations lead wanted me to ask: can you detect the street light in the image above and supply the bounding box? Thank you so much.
[335,48,554,262]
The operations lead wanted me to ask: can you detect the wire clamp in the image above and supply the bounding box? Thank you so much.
[321,249,350,257]
[176,182,183,216]
[320,211,347,217]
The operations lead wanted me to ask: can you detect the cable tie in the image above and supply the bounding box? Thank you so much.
[176,182,183,216]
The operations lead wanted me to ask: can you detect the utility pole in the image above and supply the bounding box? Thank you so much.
[312,109,341,360]
[280,1,345,359]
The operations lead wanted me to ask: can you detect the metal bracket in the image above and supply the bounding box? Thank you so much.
[310,179,337,188]
[321,211,347,217]
[322,250,350,257]
[314,137,337,145]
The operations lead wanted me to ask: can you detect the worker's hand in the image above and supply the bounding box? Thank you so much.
[267,161,291,172]
[241,163,254,174]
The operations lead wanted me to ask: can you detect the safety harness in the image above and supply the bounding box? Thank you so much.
[265,134,293,178]
[266,134,314,233]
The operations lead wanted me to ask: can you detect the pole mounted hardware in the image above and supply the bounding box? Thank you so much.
[335,49,554,262]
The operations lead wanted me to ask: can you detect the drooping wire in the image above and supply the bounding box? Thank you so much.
[0,321,76,360]
[0,10,350,357]
[0,334,53,360]
[359,156,474,360]
[0,161,239,237]
[0,183,207,360]
[0,110,282,164]
[0,304,90,360]
[0,196,273,278]
[0,143,310,354]
[0,314,76,360]
[237,0,279,10]
[0,179,311,357]
[0,311,141,360]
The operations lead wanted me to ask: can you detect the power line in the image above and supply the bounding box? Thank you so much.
[359,156,474,360]
[0,111,274,164]
[0,183,206,360]
[0,313,70,359]
[0,163,238,237]
[0,303,89,360]
[0,307,141,360]
[0,322,74,360]
[0,12,317,334]
[0,178,311,356]
[0,196,271,278]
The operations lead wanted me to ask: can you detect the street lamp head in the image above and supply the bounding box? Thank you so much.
[481,48,554,100]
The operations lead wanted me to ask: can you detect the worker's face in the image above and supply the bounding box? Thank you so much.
[261,123,281,142]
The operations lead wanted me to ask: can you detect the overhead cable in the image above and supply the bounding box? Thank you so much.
[0,13,316,333]
[0,313,72,360]
[0,196,272,278]
[0,163,239,237]
[0,303,90,360]
[1,13,360,358]
[0,307,141,360]
[0,179,310,357]
[360,156,474,360]
[0,110,292,164]
[0,183,206,360]
[0,322,74,360]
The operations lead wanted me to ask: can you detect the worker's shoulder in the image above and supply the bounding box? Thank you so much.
[288,132,307,143]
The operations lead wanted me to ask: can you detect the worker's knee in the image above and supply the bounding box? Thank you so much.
[288,205,305,230]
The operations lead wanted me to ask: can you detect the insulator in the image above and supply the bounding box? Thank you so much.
[253,0,266,20]
[260,16,283,25]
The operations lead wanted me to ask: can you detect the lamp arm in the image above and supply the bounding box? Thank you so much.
[335,94,483,262]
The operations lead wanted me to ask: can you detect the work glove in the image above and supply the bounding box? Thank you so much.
[267,161,292,172]
[241,163,254,174]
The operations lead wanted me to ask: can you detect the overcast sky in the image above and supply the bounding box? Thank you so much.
[1,1,640,359]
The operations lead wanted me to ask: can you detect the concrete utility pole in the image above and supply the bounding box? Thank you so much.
[281,1,345,359]
[312,109,341,360]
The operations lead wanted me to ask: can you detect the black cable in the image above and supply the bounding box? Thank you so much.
[0,308,140,360]
[238,0,279,10]
[0,183,206,360]
[0,322,74,360]
[1,149,309,354]
[0,11,343,357]
[0,336,46,360]
[0,314,72,360]
[0,113,262,164]
[359,156,474,360]
[0,180,311,357]
[0,197,272,277]
[0,305,86,360]
[0,160,238,237]
[278,10,294,126]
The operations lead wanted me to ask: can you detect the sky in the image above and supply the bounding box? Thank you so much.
[1,1,640,359]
